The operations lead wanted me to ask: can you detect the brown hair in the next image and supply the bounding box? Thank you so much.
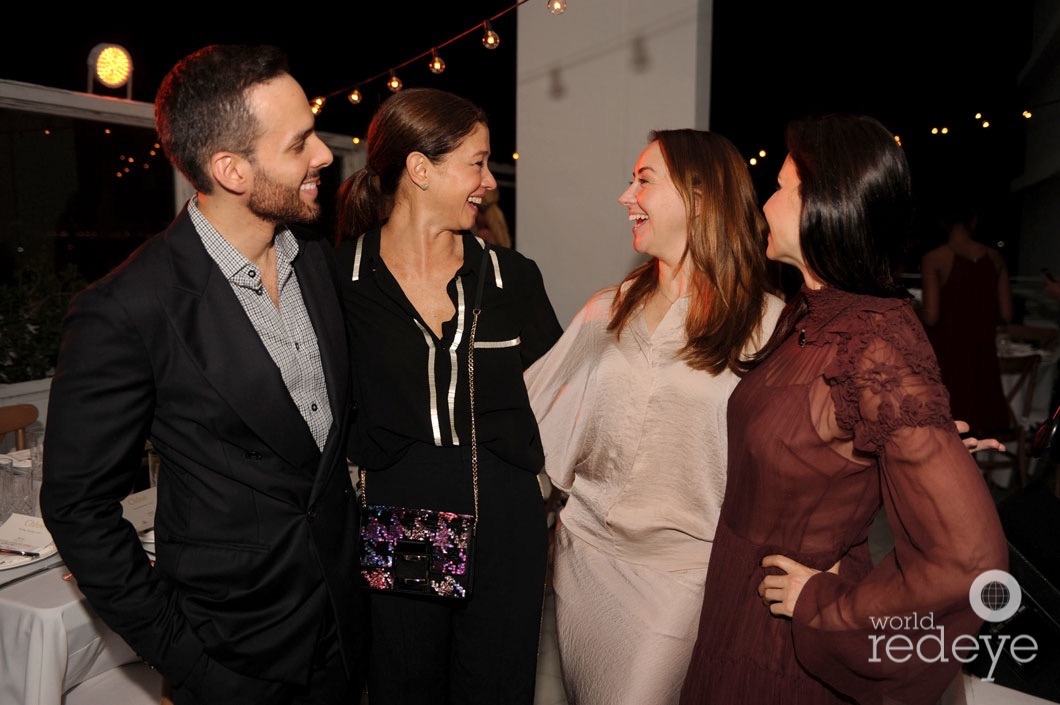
[608,129,771,375]
[336,88,488,241]
[155,44,289,194]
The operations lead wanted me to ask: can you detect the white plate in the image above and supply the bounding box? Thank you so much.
[0,542,58,571]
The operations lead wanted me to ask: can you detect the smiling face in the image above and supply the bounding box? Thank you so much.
[426,122,497,232]
[244,74,333,225]
[617,140,688,264]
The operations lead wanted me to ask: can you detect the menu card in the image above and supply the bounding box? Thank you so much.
[121,487,157,533]
[0,513,56,569]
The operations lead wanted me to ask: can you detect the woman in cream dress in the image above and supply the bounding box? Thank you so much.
[525,129,784,705]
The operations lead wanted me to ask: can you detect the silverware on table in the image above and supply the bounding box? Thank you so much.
[0,560,65,590]
[0,547,40,558]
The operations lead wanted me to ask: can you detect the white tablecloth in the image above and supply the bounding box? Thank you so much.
[0,559,139,705]
[0,487,156,705]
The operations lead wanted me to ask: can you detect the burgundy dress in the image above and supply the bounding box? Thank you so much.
[925,251,1009,436]
[679,286,1008,705]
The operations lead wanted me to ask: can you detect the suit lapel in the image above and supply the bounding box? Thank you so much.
[160,210,321,469]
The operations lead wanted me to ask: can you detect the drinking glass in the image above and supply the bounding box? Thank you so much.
[0,456,13,524]
[27,428,44,517]
[1,458,33,521]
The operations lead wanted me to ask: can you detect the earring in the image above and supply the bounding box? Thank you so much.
[419,182,429,191]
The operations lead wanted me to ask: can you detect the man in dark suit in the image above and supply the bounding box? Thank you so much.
[40,45,366,705]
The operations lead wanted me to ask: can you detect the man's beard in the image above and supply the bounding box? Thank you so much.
[248,168,321,225]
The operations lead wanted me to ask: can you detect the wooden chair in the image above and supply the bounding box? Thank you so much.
[0,403,38,451]
[978,354,1041,488]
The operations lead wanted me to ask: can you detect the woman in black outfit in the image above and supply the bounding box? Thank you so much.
[334,88,563,705]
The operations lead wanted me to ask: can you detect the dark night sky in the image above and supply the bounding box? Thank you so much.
[1,1,1036,256]
[709,2,1035,218]
[0,4,521,159]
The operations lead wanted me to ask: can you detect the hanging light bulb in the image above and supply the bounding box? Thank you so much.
[428,49,446,74]
[347,89,362,105]
[481,22,501,50]
[310,96,325,115]
[387,72,403,92]
[546,0,567,14]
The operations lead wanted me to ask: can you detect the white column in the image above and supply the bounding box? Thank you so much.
[516,0,713,326]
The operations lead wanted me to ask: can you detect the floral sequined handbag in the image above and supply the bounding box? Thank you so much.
[357,246,491,600]
[357,496,476,599]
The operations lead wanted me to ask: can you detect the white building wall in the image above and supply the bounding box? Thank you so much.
[515,0,713,326]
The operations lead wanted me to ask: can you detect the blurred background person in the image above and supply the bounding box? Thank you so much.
[472,187,513,248]
[919,197,1013,436]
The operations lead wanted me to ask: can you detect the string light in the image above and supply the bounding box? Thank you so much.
[482,22,501,50]
[312,0,567,114]
[429,49,446,74]
[743,109,1037,166]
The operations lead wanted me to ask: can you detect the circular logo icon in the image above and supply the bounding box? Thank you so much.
[969,569,1022,623]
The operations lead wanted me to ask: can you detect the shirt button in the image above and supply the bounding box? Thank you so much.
[311,403,318,411]
[248,269,257,278]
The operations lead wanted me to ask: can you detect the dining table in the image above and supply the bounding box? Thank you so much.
[0,487,157,705]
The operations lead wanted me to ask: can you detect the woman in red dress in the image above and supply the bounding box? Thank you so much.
[920,203,1013,436]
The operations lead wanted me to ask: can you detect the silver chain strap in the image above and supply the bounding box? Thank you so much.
[467,308,481,520]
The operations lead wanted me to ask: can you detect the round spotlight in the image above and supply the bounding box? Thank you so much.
[89,43,132,89]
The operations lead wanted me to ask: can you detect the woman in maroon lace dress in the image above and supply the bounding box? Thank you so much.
[679,114,1009,705]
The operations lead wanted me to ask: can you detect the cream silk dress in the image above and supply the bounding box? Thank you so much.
[525,285,783,705]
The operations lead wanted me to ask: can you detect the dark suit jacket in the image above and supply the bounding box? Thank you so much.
[40,206,365,689]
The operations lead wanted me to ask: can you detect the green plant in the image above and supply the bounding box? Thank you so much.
[0,257,85,384]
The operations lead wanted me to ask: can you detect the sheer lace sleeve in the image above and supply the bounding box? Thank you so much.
[825,305,953,450]
[791,305,1009,705]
